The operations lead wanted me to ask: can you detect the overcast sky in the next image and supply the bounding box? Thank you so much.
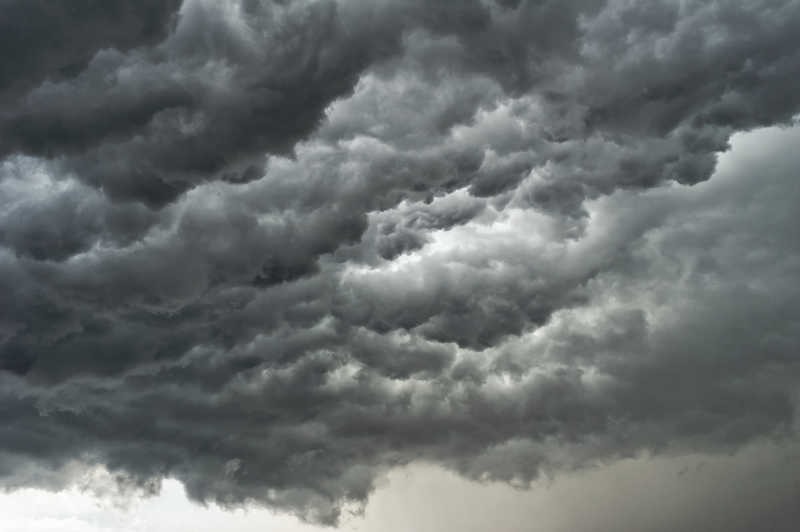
[2,1,800,531]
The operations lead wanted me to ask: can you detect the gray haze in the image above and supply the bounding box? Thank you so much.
[1,0,799,528]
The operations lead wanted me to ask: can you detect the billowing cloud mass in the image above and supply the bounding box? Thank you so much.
[1,0,800,527]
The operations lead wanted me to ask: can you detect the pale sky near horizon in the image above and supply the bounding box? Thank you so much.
[2,438,798,532]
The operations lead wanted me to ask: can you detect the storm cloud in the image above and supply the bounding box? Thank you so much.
[2,0,800,527]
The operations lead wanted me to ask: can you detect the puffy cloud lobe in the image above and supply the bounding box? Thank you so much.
[2,0,800,526]
[0,158,159,262]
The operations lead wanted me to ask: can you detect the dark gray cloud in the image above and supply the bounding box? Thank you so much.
[0,0,182,95]
[1,0,800,527]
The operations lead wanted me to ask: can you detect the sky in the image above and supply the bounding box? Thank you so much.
[1,0,800,530]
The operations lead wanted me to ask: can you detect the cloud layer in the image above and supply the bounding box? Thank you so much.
[2,0,800,525]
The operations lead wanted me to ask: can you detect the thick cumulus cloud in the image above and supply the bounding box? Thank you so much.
[2,0,800,526]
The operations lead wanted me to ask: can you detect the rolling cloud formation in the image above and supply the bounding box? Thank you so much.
[1,0,800,525]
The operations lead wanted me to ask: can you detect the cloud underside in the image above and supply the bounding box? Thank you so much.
[1,0,800,525]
